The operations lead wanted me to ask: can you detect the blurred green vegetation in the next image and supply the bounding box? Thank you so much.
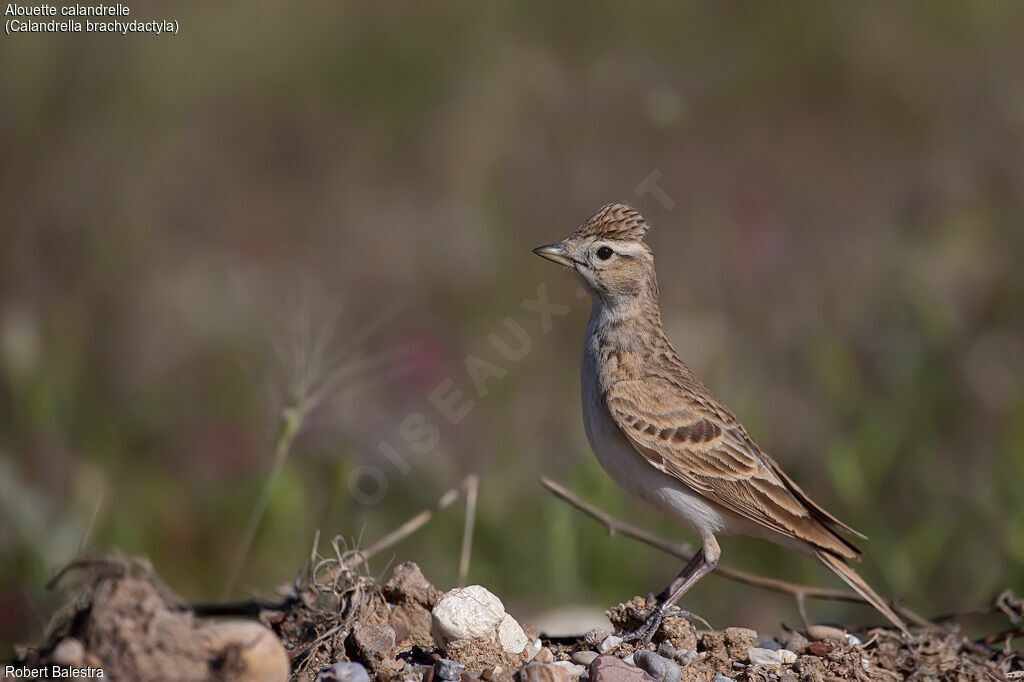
[2,1,1024,652]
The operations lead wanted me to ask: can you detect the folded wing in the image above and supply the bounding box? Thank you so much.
[605,377,861,560]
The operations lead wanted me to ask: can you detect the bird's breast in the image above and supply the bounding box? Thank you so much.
[580,344,729,539]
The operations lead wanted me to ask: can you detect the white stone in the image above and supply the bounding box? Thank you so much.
[52,638,85,667]
[598,634,623,654]
[552,662,586,679]
[497,613,529,654]
[524,638,542,661]
[746,647,782,665]
[622,654,635,666]
[431,585,505,643]
[778,649,797,664]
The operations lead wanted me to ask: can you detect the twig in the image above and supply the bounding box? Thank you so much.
[541,476,934,628]
[223,398,310,598]
[344,476,475,570]
[978,621,1024,647]
[459,474,479,586]
[795,592,810,630]
[307,528,322,585]
[78,491,105,552]
[189,597,296,617]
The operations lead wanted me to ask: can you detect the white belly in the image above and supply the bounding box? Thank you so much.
[581,359,729,540]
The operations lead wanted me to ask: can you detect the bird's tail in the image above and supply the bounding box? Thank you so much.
[815,549,909,636]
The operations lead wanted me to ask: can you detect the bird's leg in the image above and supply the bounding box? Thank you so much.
[622,538,720,643]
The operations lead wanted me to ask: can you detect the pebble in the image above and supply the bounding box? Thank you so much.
[316,662,371,682]
[782,631,809,654]
[196,621,289,682]
[598,635,623,654]
[622,654,634,666]
[712,675,735,682]
[747,647,783,666]
[806,625,846,642]
[656,641,675,660]
[633,650,681,682]
[524,638,543,661]
[778,649,797,664]
[52,638,85,667]
[572,651,599,666]
[756,634,782,651]
[781,675,797,682]
[519,663,571,682]
[805,641,832,657]
[497,612,529,654]
[435,658,465,681]
[673,650,697,666]
[432,586,505,642]
[590,656,657,682]
[535,648,555,664]
[846,633,863,646]
[346,622,396,661]
[552,661,586,679]
[585,629,611,646]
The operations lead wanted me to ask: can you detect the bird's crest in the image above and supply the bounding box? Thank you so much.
[571,203,650,242]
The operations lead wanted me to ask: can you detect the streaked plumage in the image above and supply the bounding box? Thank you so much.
[534,203,908,637]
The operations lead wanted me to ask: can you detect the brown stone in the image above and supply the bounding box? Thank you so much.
[589,655,657,682]
[196,622,289,682]
[518,663,570,682]
[346,622,396,665]
[806,625,846,642]
[805,641,833,657]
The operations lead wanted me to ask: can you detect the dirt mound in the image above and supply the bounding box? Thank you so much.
[14,557,287,681]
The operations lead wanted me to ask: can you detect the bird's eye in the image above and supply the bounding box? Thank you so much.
[596,246,614,260]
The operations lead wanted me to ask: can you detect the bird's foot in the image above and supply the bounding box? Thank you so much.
[621,597,708,643]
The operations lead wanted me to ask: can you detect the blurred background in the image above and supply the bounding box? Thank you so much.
[2,2,1024,652]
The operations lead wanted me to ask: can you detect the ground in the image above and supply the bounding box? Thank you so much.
[11,556,1022,681]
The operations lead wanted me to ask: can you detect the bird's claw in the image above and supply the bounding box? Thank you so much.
[622,602,710,643]
[622,603,667,643]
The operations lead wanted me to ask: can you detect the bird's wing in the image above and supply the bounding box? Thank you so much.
[605,377,860,559]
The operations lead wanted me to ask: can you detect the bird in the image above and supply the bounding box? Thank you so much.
[533,202,909,641]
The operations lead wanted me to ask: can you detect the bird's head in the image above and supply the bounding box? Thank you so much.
[533,203,657,308]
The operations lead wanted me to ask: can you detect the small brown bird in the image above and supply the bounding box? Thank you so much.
[534,203,908,640]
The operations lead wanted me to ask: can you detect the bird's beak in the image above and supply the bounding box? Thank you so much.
[532,242,575,268]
